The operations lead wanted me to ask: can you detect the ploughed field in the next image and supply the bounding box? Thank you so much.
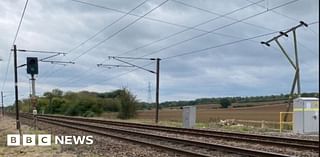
[137,101,291,122]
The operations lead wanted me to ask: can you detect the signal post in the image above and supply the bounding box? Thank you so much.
[27,57,38,128]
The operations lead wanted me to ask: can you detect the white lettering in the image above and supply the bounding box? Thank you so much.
[73,136,86,144]
[23,134,36,146]
[7,134,20,146]
[38,134,51,146]
[55,136,64,144]
[86,136,93,145]
[64,136,73,144]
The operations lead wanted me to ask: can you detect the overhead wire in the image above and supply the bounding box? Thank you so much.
[39,0,316,94]
[1,0,29,91]
[70,0,169,62]
[245,0,319,55]
[99,0,266,62]
[99,21,318,84]
[54,0,267,86]
[53,0,169,86]
[134,0,299,59]
[92,11,318,86]
[39,0,150,82]
[41,0,268,83]
[52,0,299,88]
[163,21,319,60]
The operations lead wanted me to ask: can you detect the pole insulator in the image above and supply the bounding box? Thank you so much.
[280,31,288,37]
[300,21,308,27]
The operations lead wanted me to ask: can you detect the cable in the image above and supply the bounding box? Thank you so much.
[62,30,282,87]
[52,0,169,86]
[98,0,266,63]
[42,0,264,82]
[95,21,318,84]
[163,31,279,60]
[171,0,274,32]
[1,0,29,91]
[70,0,169,61]
[136,0,299,59]
[245,0,319,55]
[52,0,299,87]
[163,21,319,60]
[77,62,154,91]
[12,0,29,45]
[39,0,150,81]
[53,1,265,86]
[70,0,220,33]
[68,0,149,54]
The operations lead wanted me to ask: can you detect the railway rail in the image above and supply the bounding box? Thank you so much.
[35,114,318,150]
[16,113,319,156]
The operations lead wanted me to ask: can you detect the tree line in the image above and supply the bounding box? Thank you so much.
[5,90,318,117]
[6,88,138,119]
[148,92,319,108]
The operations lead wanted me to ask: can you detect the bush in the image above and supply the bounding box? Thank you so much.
[83,111,96,117]
[220,98,231,108]
[117,89,137,119]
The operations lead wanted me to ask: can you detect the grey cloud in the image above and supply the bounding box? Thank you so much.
[0,0,318,104]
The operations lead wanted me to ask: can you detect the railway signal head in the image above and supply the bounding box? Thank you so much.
[27,57,38,75]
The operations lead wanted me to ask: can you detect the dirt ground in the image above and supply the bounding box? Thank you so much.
[103,103,291,122]
[0,116,78,157]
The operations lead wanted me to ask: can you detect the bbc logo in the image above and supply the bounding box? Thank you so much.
[7,134,94,146]
[7,134,51,146]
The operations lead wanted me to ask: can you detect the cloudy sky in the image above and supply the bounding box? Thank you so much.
[0,0,319,105]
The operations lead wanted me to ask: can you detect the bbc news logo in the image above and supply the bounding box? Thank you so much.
[7,134,93,146]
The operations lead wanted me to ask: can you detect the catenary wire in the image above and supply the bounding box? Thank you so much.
[99,0,266,63]
[39,0,150,81]
[134,0,299,59]
[90,21,319,85]
[70,0,169,61]
[50,0,169,86]
[1,0,29,91]
[53,0,267,86]
[51,0,299,87]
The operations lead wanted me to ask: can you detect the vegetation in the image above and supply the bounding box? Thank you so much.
[219,98,231,108]
[5,90,318,118]
[7,88,138,119]
[117,89,137,119]
[146,92,319,109]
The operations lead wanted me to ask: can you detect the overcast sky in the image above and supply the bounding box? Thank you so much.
[0,0,319,105]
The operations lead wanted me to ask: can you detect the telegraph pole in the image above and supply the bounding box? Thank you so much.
[13,45,20,130]
[155,58,160,123]
[261,21,308,121]
[1,91,4,117]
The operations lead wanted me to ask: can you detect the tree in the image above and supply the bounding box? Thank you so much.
[52,89,63,97]
[117,88,137,119]
[220,98,231,108]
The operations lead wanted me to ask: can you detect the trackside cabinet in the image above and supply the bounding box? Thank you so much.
[183,106,196,128]
[293,97,319,134]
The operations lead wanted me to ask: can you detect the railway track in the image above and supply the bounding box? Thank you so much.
[33,114,319,151]
[19,113,293,157]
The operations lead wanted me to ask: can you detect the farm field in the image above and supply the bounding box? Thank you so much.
[103,101,292,122]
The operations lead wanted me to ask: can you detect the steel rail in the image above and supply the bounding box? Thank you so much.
[35,115,290,157]
[38,114,319,150]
